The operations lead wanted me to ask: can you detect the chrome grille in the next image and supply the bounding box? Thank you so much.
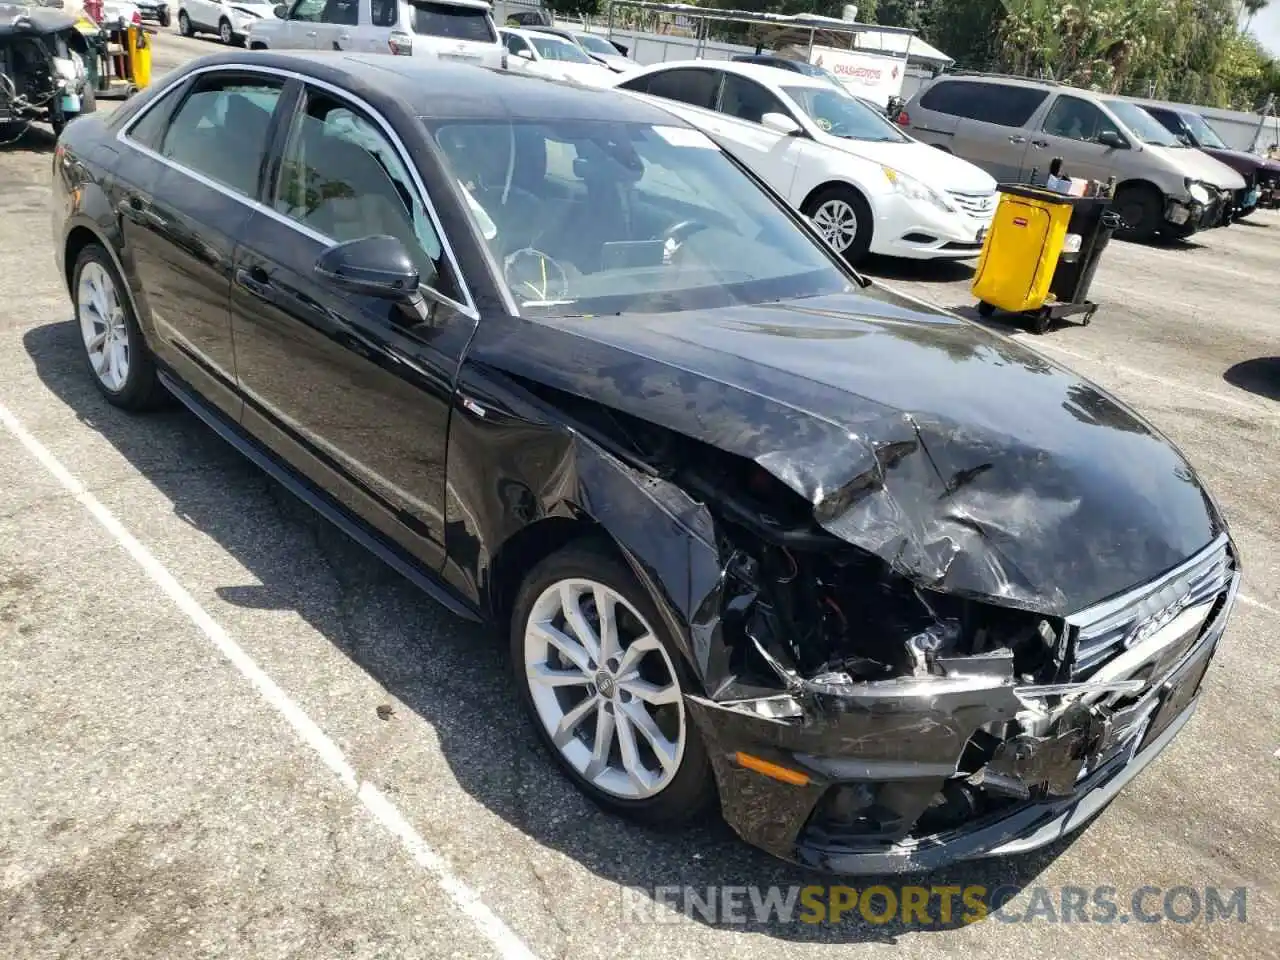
[948,191,997,219]
[1067,535,1235,678]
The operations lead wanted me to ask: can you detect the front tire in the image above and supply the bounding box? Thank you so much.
[803,185,873,266]
[511,541,715,827]
[178,8,192,35]
[218,17,234,44]
[73,244,167,410]
[1113,183,1162,242]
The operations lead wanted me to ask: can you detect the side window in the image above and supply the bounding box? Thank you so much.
[289,0,325,21]
[1149,109,1183,138]
[718,74,787,125]
[370,0,397,26]
[922,81,1046,128]
[645,68,720,110]
[125,81,187,150]
[504,33,528,55]
[616,73,649,94]
[1043,95,1119,143]
[321,0,358,24]
[158,75,283,197]
[272,90,452,297]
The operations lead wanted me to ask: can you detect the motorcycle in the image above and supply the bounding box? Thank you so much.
[0,3,95,142]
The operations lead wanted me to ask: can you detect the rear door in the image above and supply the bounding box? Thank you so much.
[115,69,289,420]
[230,82,478,569]
[313,0,359,49]
[1025,93,1125,183]
[948,81,1048,182]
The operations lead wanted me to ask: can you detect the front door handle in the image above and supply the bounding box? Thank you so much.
[338,32,350,41]
[1009,135,1027,144]
[305,29,317,37]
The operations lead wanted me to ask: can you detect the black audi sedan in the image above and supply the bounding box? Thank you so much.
[52,50,1239,874]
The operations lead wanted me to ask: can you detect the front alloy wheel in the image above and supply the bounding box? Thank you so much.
[803,185,872,264]
[219,17,233,44]
[512,542,715,825]
[811,198,860,252]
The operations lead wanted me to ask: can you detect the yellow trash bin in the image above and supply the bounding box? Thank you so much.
[971,186,1074,315]
[125,24,151,90]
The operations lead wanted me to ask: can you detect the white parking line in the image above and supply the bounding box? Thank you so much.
[0,400,540,960]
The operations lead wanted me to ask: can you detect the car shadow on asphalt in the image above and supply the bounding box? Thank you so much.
[25,318,1080,944]
[1223,357,1280,402]
[860,255,975,285]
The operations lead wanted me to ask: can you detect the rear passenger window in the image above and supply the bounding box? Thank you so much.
[159,75,283,197]
[126,82,187,150]
[410,2,496,41]
[920,80,1047,128]
[370,0,396,25]
[273,90,452,297]
[644,68,720,110]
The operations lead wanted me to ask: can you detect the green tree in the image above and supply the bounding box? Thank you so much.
[876,0,921,28]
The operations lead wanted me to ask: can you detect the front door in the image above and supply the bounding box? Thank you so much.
[703,72,804,203]
[115,70,288,419]
[230,83,479,569]
[1023,93,1125,183]
[281,0,325,47]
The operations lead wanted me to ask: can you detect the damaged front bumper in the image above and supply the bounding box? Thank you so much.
[688,541,1237,875]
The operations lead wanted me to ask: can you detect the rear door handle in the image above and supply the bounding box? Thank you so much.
[305,30,317,37]
[338,32,350,41]
[235,265,272,296]
[1031,139,1049,148]
[123,194,167,228]
[1009,135,1027,144]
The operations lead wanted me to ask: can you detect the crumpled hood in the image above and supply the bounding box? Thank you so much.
[823,136,997,194]
[474,290,1221,616]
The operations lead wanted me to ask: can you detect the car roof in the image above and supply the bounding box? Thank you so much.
[638,58,830,89]
[502,26,572,43]
[173,50,684,124]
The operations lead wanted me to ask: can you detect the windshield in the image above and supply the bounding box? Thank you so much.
[783,85,907,142]
[1184,112,1228,149]
[428,118,850,316]
[530,36,593,63]
[410,2,496,42]
[1103,100,1181,146]
[573,33,618,56]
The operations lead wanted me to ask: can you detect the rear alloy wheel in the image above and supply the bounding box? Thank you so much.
[512,543,714,825]
[73,244,166,410]
[803,186,873,265]
[218,17,234,44]
[178,9,192,35]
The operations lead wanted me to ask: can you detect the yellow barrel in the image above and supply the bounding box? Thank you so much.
[971,186,1075,314]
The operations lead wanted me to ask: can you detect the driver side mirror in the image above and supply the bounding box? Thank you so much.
[273,3,286,16]
[761,112,802,136]
[315,234,430,298]
[516,47,534,60]
[1096,129,1128,149]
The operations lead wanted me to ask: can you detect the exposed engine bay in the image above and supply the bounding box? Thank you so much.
[0,8,90,138]
[509,376,1236,869]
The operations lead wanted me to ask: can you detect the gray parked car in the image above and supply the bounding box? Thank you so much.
[899,73,1246,241]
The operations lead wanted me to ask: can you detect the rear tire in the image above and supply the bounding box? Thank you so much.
[511,540,716,828]
[178,8,192,35]
[802,185,873,266]
[1113,183,1162,242]
[72,243,168,411]
[218,17,234,45]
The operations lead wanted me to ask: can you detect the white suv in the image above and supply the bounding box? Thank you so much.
[247,0,505,69]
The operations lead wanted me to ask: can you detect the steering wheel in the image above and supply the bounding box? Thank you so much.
[660,219,710,264]
[503,247,570,302]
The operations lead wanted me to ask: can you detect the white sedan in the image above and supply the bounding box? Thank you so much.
[499,28,614,87]
[614,60,999,263]
[178,0,277,45]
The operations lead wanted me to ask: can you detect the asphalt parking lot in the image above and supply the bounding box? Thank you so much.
[0,31,1277,960]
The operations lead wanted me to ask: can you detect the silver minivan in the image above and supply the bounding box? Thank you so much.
[248,0,506,70]
[899,74,1246,241]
